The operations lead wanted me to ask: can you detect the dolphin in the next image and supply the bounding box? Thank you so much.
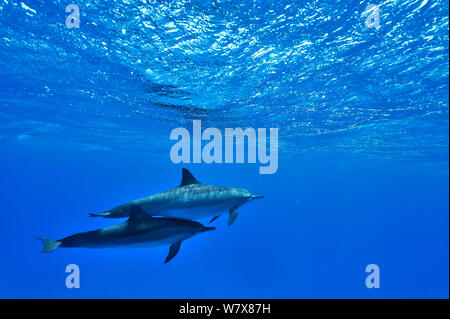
[89,168,263,225]
[38,205,215,263]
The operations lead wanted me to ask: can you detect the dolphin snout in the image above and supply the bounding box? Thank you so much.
[200,226,216,233]
[250,195,264,200]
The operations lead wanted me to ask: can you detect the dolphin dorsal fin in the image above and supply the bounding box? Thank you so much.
[179,168,200,187]
[128,205,148,222]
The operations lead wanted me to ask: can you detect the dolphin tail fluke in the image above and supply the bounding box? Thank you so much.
[165,240,182,264]
[228,208,238,226]
[38,238,61,253]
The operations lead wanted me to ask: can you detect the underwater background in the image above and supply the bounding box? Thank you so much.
[0,0,448,298]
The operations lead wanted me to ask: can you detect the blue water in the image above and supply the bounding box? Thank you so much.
[0,0,448,298]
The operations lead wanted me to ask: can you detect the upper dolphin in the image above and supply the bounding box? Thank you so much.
[39,205,214,263]
[89,168,263,225]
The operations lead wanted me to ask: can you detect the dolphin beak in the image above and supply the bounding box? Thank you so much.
[250,195,264,200]
[200,226,216,232]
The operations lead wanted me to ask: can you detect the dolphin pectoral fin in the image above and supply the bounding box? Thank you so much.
[228,208,238,226]
[209,215,220,224]
[165,240,182,264]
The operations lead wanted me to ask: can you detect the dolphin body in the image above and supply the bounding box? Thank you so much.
[38,206,215,263]
[90,168,263,225]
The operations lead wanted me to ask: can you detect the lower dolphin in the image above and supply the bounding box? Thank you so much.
[38,206,215,263]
